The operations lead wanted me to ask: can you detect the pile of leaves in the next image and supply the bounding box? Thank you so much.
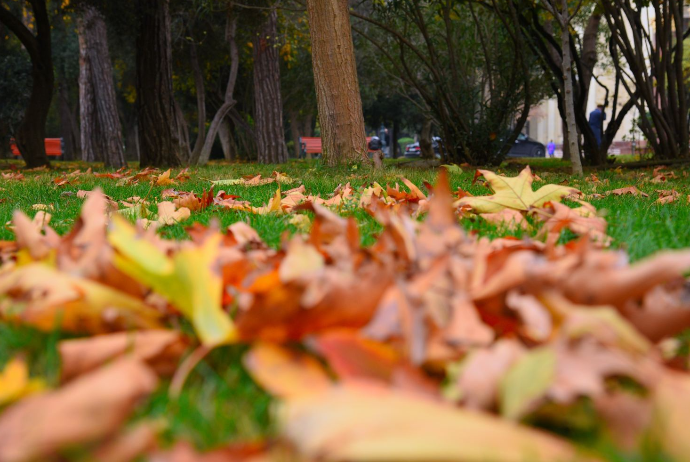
[1,168,690,460]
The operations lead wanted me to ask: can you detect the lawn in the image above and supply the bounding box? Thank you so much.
[1,157,689,458]
[2,158,689,260]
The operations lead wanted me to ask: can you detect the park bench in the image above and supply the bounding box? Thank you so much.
[10,138,64,160]
[299,136,377,158]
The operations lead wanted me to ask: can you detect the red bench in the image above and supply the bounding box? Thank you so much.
[299,137,378,157]
[10,139,63,159]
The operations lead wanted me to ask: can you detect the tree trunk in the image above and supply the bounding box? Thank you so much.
[0,0,54,168]
[420,118,434,159]
[218,117,235,161]
[306,0,368,166]
[253,9,288,164]
[392,120,400,159]
[289,110,301,159]
[136,0,183,167]
[58,81,76,160]
[560,14,582,175]
[124,120,140,161]
[77,5,125,168]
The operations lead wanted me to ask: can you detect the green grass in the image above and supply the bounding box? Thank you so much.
[1,157,690,454]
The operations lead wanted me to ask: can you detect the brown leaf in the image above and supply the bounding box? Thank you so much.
[59,330,188,382]
[607,186,649,197]
[279,381,596,462]
[0,359,158,462]
[243,343,331,398]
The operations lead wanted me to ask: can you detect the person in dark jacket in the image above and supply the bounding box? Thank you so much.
[589,104,606,147]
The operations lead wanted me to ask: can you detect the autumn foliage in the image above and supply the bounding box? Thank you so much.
[1,166,690,460]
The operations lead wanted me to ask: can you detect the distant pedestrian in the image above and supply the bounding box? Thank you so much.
[589,104,607,147]
[547,140,556,158]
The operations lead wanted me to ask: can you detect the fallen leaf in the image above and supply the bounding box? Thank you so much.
[109,216,237,346]
[0,358,158,462]
[0,357,45,406]
[59,330,188,382]
[279,381,596,462]
[458,166,580,213]
[243,342,331,398]
[608,186,649,197]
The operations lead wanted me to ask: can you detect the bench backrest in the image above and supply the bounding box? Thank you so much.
[300,137,378,155]
[10,138,63,157]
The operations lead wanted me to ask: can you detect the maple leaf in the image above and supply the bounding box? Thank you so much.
[59,331,188,382]
[279,382,592,462]
[457,166,580,213]
[608,186,649,197]
[108,216,237,346]
[0,263,164,333]
[0,359,157,462]
[243,343,331,398]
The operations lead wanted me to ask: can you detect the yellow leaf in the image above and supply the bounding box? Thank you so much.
[0,264,163,333]
[0,358,45,406]
[155,169,175,186]
[279,382,598,462]
[500,347,556,420]
[243,343,331,398]
[109,216,237,346]
[458,167,580,213]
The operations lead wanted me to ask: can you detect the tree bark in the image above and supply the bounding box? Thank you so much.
[306,0,368,166]
[555,2,582,175]
[124,120,140,161]
[0,0,53,168]
[420,118,434,159]
[253,8,288,164]
[136,0,183,167]
[58,81,77,160]
[290,110,302,159]
[218,117,235,161]
[77,5,125,168]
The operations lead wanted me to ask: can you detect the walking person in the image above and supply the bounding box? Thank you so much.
[547,140,556,158]
[588,104,607,147]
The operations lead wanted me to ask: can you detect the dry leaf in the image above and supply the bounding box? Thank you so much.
[0,359,158,462]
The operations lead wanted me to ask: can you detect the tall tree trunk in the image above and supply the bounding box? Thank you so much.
[58,81,77,160]
[136,0,183,167]
[253,8,288,164]
[306,0,368,166]
[124,120,140,161]
[392,120,400,159]
[420,118,434,159]
[218,117,235,161]
[0,0,53,168]
[560,14,582,175]
[290,110,302,159]
[77,5,126,168]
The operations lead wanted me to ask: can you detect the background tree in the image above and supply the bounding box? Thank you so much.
[352,0,541,165]
[306,0,368,166]
[136,0,184,167]
[77,4,126,168]
[540,0,583,174]
[510,2,638,165]
[253,7,289,164]
[602,0,689,160]
[0,0,53,168]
